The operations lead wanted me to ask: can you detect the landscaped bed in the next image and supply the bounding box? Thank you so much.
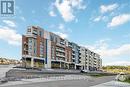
[83,72,116,77]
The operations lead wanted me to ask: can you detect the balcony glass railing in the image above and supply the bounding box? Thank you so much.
[56,48,65,52]
[56,43,65,48]
[56,54,65,57]
[24,48,28,51]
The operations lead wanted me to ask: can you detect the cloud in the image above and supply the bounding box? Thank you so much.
[58,23,72,33]
[108,14,130,27]
[85,39,109,53]
[99,44,130,57]
[105,61,130,66]
[53,32,68,39]
[93,16,108,22]
[100,3,118,14]
[93,16,102,22]
[84,39,130,66]
[85,40,130,58]
[0,26,22,46]
[92,3,118,24]
[71,0,86,10]
[50,23,72,38]
[55,0,75,22]
[58,23,65,30]
[3,20,16,27]
[54,0,86,22]
[54,23,70,39]
[20,16,26,21]
[49,11,57,17]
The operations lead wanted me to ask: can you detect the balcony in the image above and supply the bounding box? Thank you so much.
[72,57,75,60]
[24,42,28,45]
[72,48,75,51]
[26,34,37,38]
[24,48,28,51]
[56,54,65,58]
[56,48,65,53]
[32,30,38,35]
[94,60,97,63]
[56,43,65,48]
[60,41,65,45]
[72,53,75,56]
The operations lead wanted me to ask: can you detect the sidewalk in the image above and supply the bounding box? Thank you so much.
[0,75,92,87]
[91,81,130,87]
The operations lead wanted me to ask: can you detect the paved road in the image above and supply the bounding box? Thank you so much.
[0,76,115,87]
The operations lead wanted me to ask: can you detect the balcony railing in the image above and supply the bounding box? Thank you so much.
[24,48,28,51]
[56,48,65,53]
[56,54,65,58]
[56,43,65,48]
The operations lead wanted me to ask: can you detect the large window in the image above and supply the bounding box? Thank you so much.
[40,42,44,57]
[28,38,33,55]
[33,39,37,56]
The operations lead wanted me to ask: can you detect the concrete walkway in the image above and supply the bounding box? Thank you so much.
[91,81,130,87]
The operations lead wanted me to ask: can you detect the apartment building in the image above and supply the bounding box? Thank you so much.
[79,47,102,71]
[22,26,102,71]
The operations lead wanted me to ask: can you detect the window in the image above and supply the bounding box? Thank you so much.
[39,31,42,37]
[50,35,54,41]
[28,29,31,32]
[55,38,57,43]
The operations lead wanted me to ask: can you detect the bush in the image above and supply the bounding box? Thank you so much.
[121,75,130,83]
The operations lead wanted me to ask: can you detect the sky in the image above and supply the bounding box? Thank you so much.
[0,0,130,66]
